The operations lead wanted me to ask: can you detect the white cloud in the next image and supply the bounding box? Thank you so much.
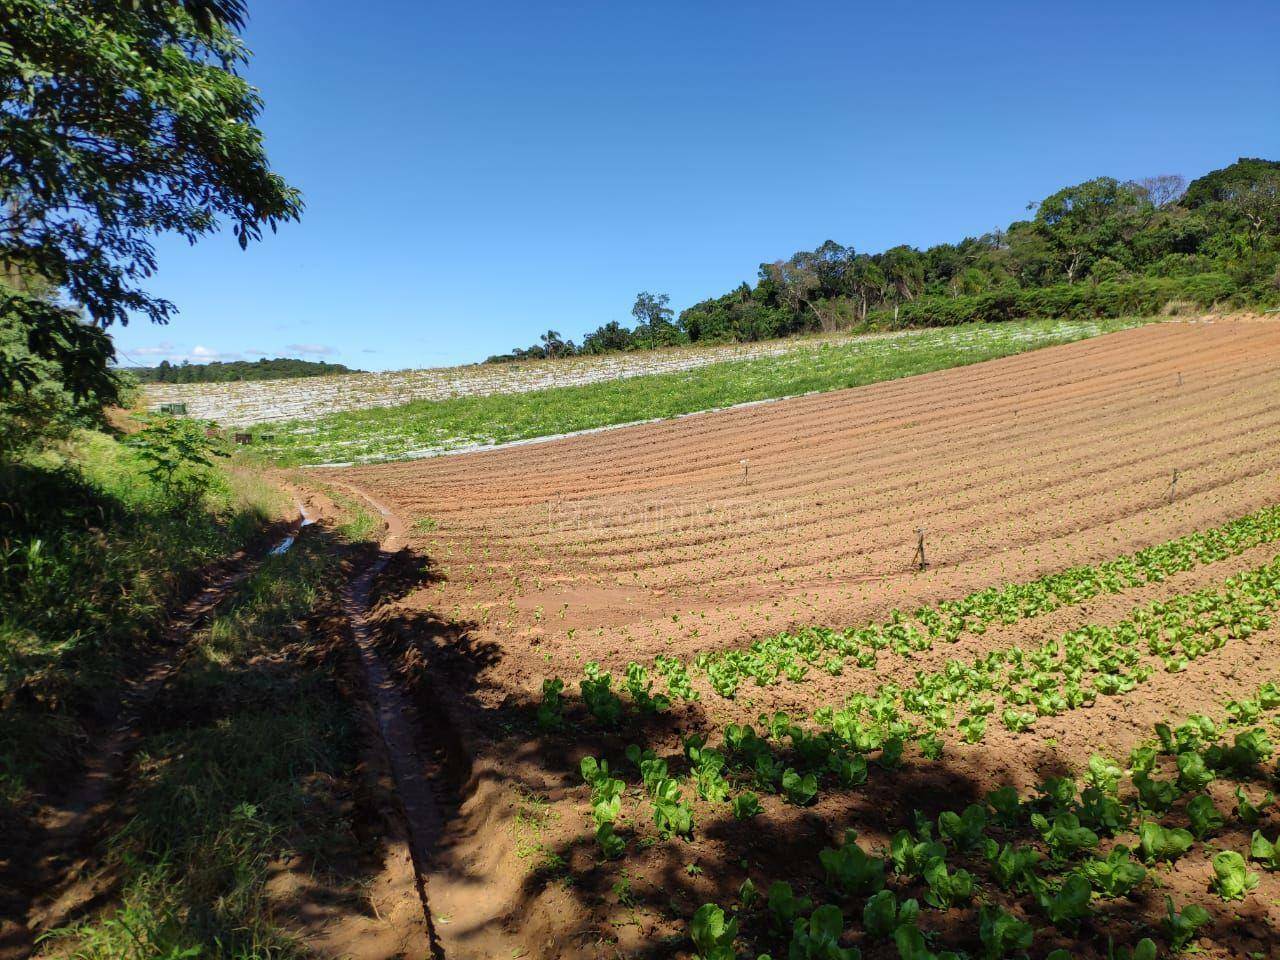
[121,342,339,366]
[189,346,243,362]
[118,342,243,365]
[132,341,178,356]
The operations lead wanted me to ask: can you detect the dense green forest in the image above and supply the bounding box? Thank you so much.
[487,158,1280,362]
[125,357,359,383]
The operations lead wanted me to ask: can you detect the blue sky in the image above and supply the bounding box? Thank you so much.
[113,0,1280,371]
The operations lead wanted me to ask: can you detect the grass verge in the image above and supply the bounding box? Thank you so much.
[0,431,286,807]
[45,536,360,959]
[258,317,1150,466]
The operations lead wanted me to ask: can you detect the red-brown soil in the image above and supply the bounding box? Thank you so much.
[312,317,1280,959]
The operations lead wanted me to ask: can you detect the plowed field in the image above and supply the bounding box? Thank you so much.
[333,319,1279,675]
[318,316,1280,959]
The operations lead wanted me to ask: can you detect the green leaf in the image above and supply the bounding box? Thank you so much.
[1175,750,1215,792]
[1138,821,1194,863]
[594,822,625,859]
[765,881,811,934]
[732,791,762,820]
[1185,794,1224,839]
[820,830,885,895]
[1250,829,1280,870]
[988,842,1044,892]
[1080,845,1146,897]
[938,803,987,851]
[1043,872,1093,926]
[922,856,973,909]
[1235,786,1274,825]
[1163,895,1211,950]
[789,905,860,960]
[1031,812,1098,861]
[782,768,819,806]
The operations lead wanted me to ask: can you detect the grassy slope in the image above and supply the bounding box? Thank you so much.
[50,537,361,959]
[1,432,377,957]
[0,431,286,805]
[260,317,1150,466]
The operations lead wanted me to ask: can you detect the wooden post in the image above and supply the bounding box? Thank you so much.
[1168,469,1179,500]
[913,527,927,571]
[1177,371,1183,388]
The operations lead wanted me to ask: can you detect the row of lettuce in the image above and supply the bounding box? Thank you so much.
[684,682,1280,960]
[526,503,1280,957]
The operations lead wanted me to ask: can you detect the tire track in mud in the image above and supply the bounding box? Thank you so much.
[326,479,449,958]
[3,507,315,958]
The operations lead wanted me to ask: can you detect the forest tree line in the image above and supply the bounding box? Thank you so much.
[125,357,359,384]
[487,157,1280,362]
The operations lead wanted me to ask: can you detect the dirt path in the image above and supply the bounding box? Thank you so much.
[323,481,443,955]
[317,478,522,960]
[1,508,313,958]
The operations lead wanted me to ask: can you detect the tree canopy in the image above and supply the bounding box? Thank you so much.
[488,158,1280,362]
[0,0,301,407]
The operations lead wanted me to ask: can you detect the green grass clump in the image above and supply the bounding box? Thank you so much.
[260,317,1148,465]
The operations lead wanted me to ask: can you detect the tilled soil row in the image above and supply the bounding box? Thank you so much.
[327,319,1280,699]
[322,319,1280,959]
[352,489,1280,960]
[340,319,1243,499]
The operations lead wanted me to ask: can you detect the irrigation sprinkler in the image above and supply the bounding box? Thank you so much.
[1168,468,1179,501]
[913,527,928,571]
[1177,371,1183,388]
[740,458,750,484]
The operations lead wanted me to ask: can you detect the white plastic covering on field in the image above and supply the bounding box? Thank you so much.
[141,332,902,426]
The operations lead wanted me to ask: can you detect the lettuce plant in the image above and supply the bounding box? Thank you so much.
[690,903,737,960]
[820,830,885,895]
[1138,821,1194,863]
[1210,850,1258,901]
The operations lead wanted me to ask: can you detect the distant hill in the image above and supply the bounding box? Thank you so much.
[123,357,360,384]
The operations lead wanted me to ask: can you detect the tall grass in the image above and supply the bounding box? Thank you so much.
[0,431,284,804]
